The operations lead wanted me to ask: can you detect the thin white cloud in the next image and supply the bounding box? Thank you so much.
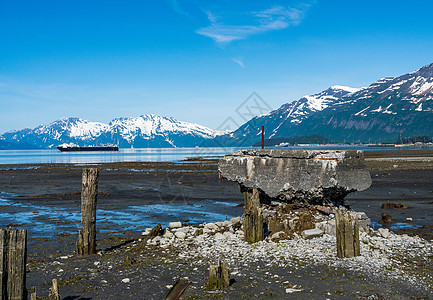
[232,57,245,68]
[196,3,313,45]
[165,0,190,17]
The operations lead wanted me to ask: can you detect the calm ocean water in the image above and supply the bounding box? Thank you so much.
[0,146,426,165]
[0,147,240,164]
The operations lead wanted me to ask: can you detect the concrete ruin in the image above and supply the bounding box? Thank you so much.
[219,149,372,204]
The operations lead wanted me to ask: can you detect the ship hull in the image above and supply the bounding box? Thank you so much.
[57,146,119,152]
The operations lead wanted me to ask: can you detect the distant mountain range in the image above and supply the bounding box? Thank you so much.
[0,114,215,148]
[1,63,432,149]
[213,62,433,145]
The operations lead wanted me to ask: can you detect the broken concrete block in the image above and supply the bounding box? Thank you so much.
[353,212,371,228]
[219,149,371,203]
[302,228,323,239]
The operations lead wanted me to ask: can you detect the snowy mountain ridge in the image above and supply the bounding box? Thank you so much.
[213,62,433,145]
[1,114,215,148]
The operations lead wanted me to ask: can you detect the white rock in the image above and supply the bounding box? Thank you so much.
[142,228,151,236]
[205,223,218,230]
[302,228,323,239]
[175,231,186,239]
[223,231,235,239]
[122,278,130,283]
[271,231,283,240]
[406,217,413,222]
[286,288,302,293]
[378,228,390,239]
[214,233,225,240]
[164,230,174,238]
[169,221,182,229]
[176,227,189,233]
[196,235,205,243]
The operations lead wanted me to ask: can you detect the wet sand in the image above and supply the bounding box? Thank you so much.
[0,150,432,299]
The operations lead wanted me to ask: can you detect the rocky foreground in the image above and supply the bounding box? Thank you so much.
[27,204,433,299]
[137,205,433,299]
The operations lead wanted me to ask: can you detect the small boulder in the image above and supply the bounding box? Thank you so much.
[271,231,283,240]
[214,233,225,240]
[205,223,219,231]
[169,221,182,229]
[378,228,390,239]
[302,228,323,239]
[175,231,186,239]
[163,230,174,238]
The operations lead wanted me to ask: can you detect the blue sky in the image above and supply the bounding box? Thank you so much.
[1,0,433,133]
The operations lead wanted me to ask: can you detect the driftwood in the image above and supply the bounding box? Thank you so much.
[0,228,27,300]
[243,188,264,243]
[336,209,360,258]
[76,168,99,256]
[48,279,60,300]
[164,278,190,300]
[208,260,230,290]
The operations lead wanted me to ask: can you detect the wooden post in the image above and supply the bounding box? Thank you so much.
[261,126,264,149]
[48,279,60,300]
[243,188,264,243]
[208,260,230,290]
[335,209,360,258]
[0,228,27,300]
[76,168,99,256]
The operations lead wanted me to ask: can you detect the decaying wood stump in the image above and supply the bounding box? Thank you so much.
[243,188,264,243]
[336,209,360,258]
[208,260,230,290]
[48,279,60,300]
[76,168,99,256]
[0,228,27,300]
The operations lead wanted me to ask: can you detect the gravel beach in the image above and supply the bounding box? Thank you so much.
[0,150,432,299]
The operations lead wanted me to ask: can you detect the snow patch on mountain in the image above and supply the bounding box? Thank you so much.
[330,85,361,94]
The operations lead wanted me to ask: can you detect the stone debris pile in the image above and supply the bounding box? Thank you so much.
[140,208,433,293]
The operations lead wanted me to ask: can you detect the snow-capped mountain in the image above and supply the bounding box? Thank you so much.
[214,62,433,145]
[211,85,361,146]
[1,114,215,148]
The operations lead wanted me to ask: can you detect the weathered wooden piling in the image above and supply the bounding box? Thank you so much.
[208,260,230,290]
[48,279,60,300]
[335,209,360,258]
[0,228,27,300]
[76,168,99,256]
[243,188,264,243]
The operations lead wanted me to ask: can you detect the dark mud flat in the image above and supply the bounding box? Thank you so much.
[0,154,432,299]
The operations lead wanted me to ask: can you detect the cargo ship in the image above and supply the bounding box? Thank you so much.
[57,143,119,152]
